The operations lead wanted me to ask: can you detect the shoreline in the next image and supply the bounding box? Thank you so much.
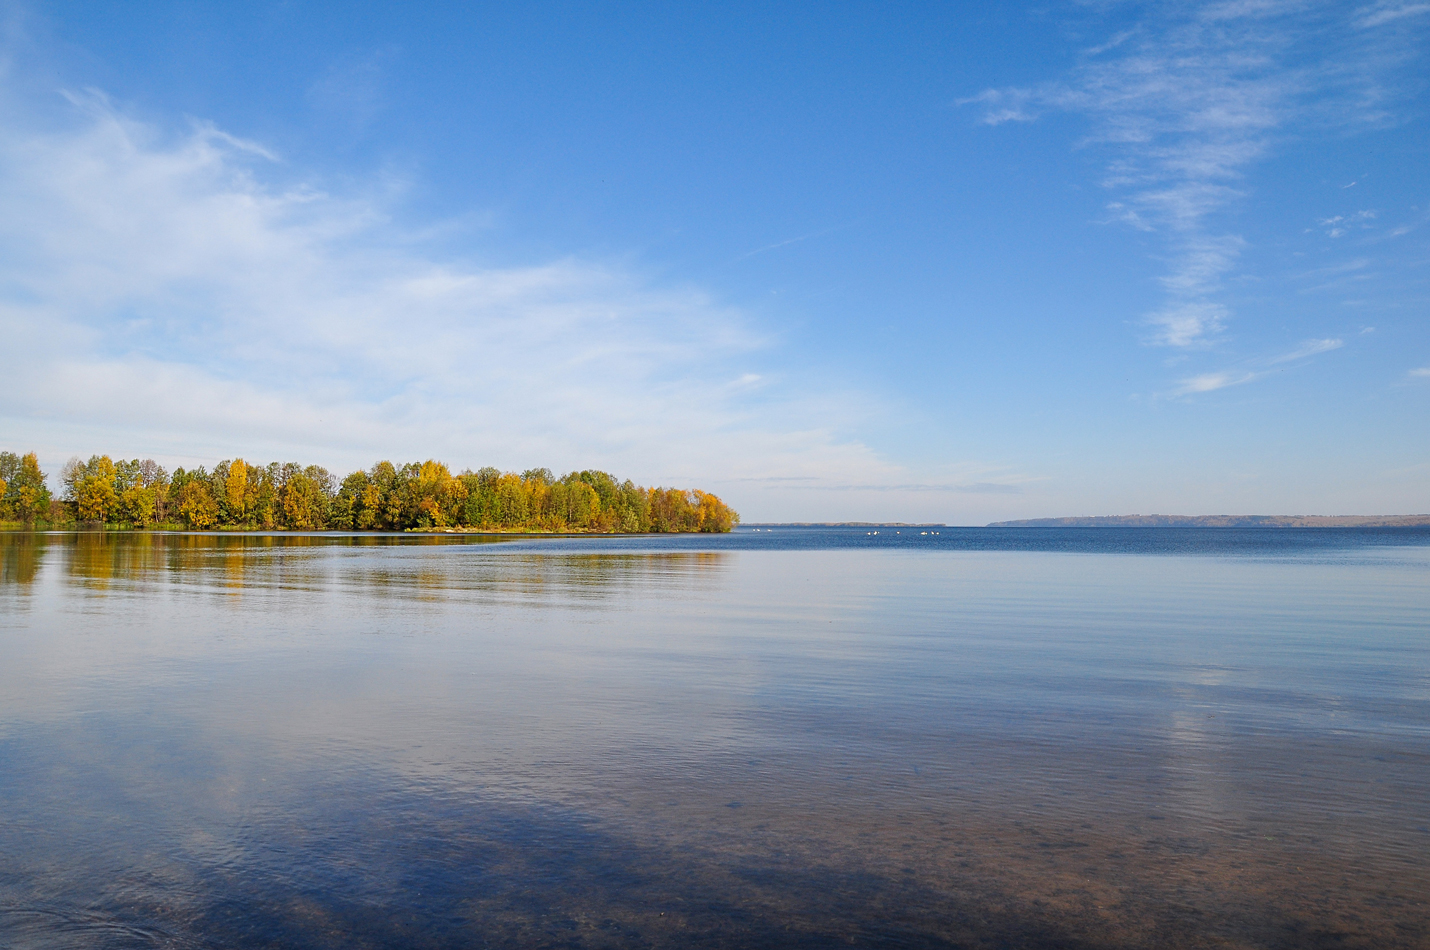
[0,523,729,536]
[987,514,1430,528]
[9,520,1430,534]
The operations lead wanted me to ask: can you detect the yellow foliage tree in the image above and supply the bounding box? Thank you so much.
[13,453,52,524]
[120,485,157,527]
[358,482,382,529]
[17,448,736,532]
[177,481,219,529]
[76,456,118,523]
[226,459,249,522]
[694,490,736,533]
[281,474,322,530]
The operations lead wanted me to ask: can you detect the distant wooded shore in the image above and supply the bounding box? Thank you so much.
[743,522,947,527]
[0,451,737,533]
[987,515,1430,528]
[744,517,1430,528]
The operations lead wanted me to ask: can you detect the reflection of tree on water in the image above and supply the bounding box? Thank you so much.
[42,533,730,606]
[321,552,731,609]
[0,532,45,587]
[62,529,172,588]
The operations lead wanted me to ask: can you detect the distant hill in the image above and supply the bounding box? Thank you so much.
[743,522,947,527]
[987,514,1430,528]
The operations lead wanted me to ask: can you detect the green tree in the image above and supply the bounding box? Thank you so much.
[332,470,369,530]
[109,458,168,527]
[553,479,600,529]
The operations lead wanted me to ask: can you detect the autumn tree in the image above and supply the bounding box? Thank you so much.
[399,460,467,528]
[693,490,737,532]
[224,459,249,524]
[112,458,169,527]
[15,449,737,533]
[0,452,52,524]
[177,480,219,529]
[64,455,119,523]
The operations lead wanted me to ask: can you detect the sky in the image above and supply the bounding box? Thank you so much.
[0,0,1426,523]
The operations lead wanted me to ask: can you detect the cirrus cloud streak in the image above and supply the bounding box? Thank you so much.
[965,1,1426,352]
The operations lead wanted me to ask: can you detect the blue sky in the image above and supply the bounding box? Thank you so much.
[1,1,1426,522]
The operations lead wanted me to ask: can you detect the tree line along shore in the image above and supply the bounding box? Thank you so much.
[0,451,738,533]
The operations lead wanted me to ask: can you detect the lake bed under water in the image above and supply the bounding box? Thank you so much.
[1,527,1428,948]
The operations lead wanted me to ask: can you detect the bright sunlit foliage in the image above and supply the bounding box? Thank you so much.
[2,451,737,533]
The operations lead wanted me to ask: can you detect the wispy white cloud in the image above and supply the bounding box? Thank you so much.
[965,2,1426,351]
[1268,337,1344,363]
[1170,336,1343,395]
[956,88,1041,125]
[1317,209,1378,238]
[733,229,834,262]
[967,9,1297,346]
[1358,2,1430,28]
[1410,366,1430,378]
[1145,301,1228,347]
[0,87,913,516]
[1173,370,1260,395]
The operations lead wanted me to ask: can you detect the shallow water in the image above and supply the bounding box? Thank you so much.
[2,527,1428,948]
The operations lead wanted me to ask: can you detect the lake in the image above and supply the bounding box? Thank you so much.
[2,527,1427,948]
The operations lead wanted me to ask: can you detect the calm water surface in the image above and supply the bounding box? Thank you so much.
[1,527,1428,948]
